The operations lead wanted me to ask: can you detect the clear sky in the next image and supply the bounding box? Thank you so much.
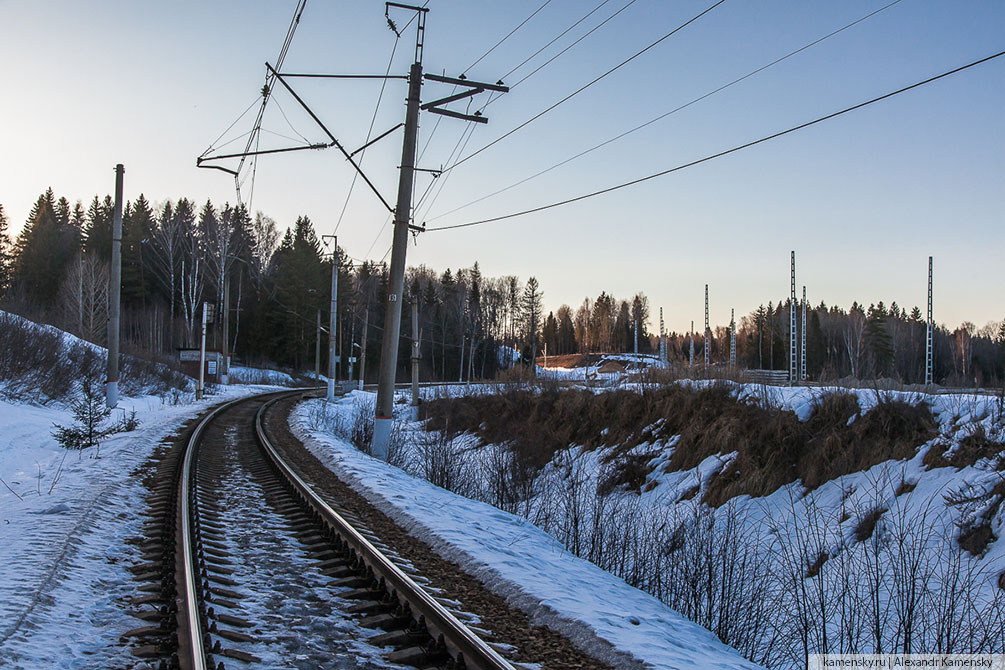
[2,0,1002,333]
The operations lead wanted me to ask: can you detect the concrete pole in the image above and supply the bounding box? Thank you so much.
[327,239,338,401]
[359,306,369,391]
[348,309,356,385]
[105,164,124,408]
[315,309,322,387]
[411,300,420,419]
[689,320,694,367]
[197,302,207,400]
[374,61,423,459]
[221,274,231,384]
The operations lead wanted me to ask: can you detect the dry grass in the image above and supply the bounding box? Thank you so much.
[854,506,886,541]
[924,425,1005,470]
[421,385,938,506]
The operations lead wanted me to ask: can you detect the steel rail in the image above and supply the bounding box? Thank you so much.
[178,396,248,670]
[177,390,305,670]
[255,395,516,670]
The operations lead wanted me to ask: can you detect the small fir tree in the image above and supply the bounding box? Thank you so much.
[52,376,112,451]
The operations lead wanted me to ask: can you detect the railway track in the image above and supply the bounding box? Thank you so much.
[128,390,516,670]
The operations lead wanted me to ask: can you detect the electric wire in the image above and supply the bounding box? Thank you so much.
[415,122,478,224]
[260,127,313,145]
[440,0,727,175]
[501,0,614,81]
[235,0,309,206]
[333,34,402,234]
[200,95,263,158]
[509,0,639,90]
[425,48,1005,232]
[462,0,555,76]
[426,0,906,223]
[272,96,312,144]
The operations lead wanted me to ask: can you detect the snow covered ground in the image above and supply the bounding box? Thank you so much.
[299,382,1005,667]
[0,384,283,669]
[292,393,764,670]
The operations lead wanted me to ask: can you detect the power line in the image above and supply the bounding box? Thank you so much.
[334,34,401,234]
[440,0,727,175]
[426,0,905,223]
[508,0,639,89]
[463,0,555,76]
[425,48,1005,232]
[501,0,614,81]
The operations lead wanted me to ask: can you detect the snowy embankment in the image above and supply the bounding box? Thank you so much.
[0,384,282,668]
[302,382,1005,668]
[292,393,763,670]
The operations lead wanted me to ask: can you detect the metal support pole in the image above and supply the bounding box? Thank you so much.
[790,251,797,385]
[801,286,807,382]
[106,164,124,408]
[411,300,420,419]
[197,302,207,400]
[659,307,666,364]
[374,61,423,458]
[327,238,338,401]
[926,256,934,386]
[315,309,322,387]
[729,309,736,369]
[704,285,710,369]
[634,319,638,355]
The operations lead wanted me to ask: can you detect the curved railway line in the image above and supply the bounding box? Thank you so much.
[131,390,520,670]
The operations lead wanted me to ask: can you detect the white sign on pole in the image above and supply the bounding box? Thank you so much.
[207,360,217,375]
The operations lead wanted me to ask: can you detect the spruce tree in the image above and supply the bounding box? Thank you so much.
[51,376,112,451]
[0,204,12,297]
[84,195,114,262]
[122,194,155,308]
[14,189,74,306]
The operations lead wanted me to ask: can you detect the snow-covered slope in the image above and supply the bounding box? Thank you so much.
[293,394,764,670]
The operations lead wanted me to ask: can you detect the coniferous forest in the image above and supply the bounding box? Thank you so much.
[0,189,1002,387]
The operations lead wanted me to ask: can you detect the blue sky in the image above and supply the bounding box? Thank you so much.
[2,0,1002,332]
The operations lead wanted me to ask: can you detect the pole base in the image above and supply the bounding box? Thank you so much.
[372,417,393,460]
[105,381,118,409]
[220,374,229,385]
[326,379,336,402]
[410,404,419,421]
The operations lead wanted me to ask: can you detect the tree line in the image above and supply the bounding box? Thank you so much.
[1,189,1001,386]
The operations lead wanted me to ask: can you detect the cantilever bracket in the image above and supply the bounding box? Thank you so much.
[421,73,508,124]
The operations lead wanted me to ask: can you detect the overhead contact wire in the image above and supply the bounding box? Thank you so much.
[426,49,1005,232]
